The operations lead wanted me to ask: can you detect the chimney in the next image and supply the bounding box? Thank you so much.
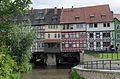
[71,6,74,11]
[45,8,47,14]
[62,7,64,12]
[31,7,34,13]
[54,7,57,15]
[111,11,114,19]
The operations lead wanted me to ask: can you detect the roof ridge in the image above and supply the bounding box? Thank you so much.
[63,4,109,10]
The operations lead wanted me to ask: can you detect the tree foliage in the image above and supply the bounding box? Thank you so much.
[0,0,35,78]
[9,23,36,71]
[0,0,32,45]
[0,46,15,79]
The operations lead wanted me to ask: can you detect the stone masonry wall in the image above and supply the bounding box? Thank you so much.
[73,68,120,79]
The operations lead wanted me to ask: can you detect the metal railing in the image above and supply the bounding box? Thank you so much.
[84,50,120,60]
[83,60,120,70]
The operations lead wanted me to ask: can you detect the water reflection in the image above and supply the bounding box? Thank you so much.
[20,65,72,79]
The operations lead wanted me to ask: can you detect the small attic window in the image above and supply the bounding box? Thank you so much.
[101,14,106,19]
[90,15,94,19]
[75,16,79,21]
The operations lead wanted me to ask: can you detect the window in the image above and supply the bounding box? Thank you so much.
[69,24,73,29]
[37,42,41,48]
[107,23,110,27]
[41,33,44,39]
[73,34,76,38]
[84,44,87,47]
[101,14,106,19]
[65,34,68,38]
[80,44,83,47]
[42,43,44,47]
[67,25,69,29]
[62,34,64,38]
[90,15,94,19]
[63,25,65,30]
[117,34,120,39]
[96,42,101,47]
[90,42,94,47]
[37,33,40,38]
[116,24,120,29]
[58,34,60,38]
[77,44,79,47]
[103,42,110,47]
[69,34,72,38]
[40,26,43,29]
[117,43,120,47]
[56,25,58,29]
[75,16,79,21]
[103,23,110,27]
[42,26,44,29]
[89,24,93,28]
[96,33,100,38]
[103,23,106,27]
[103,33,110,38]
[62,44,65,48]
[69,44,72,47]
[76,33,79,38]
[53,25,56,29]
[83,32,86,37]
[80,33,82,37]
[54,34,57,38]
[76,24,79,29]
[80,24,83,28]
[90,33,93,38]
[94,23,97,28]
[73,44,76,47]
[37,26,41,30]
[65,44,69,47]
[48,34,50,38]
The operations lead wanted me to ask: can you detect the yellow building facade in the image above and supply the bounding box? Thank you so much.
[45,25,61,40]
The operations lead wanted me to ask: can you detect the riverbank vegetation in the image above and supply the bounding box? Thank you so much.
[89,52,120,59]
[70,70,85,79]
[0,0,36,79]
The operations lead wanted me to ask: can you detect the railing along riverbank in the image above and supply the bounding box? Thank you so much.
[83,59,120,70]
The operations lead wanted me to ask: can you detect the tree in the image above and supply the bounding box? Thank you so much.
[0,0,32,45]
[9,23,36,71]
[0,46,15,79]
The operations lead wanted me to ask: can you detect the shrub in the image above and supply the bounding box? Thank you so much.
[9,23,36,72]
[70,70,85,79]
[7,72,20,79]
[0,46,15,79]
[19,63,33,73]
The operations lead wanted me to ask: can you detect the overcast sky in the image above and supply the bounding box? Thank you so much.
[30,0,120,13]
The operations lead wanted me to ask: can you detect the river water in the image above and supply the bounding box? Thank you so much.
[20,65,72,79]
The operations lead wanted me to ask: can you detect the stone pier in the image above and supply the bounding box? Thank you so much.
[46,54,56,65]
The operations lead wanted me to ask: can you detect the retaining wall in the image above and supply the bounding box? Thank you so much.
[73,66,120,79]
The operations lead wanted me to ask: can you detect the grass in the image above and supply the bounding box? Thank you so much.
[7,72,20,79]
[70,70,85,79]
[93,53,120,59]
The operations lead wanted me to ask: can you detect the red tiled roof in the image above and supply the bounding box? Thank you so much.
[113,14,120,21]
[60,4,113,23]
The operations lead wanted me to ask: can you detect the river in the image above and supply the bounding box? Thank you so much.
[20,65,72,79]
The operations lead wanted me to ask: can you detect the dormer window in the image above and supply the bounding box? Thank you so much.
[116,24,120,29]
[90,15,94,19]
[101,14,106,19]
[52,16,57,22]
[75,16,79,21]
[39,10,43,14]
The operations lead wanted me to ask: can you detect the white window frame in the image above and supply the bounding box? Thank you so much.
[116,24,120,30]
[116,33,120,39]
